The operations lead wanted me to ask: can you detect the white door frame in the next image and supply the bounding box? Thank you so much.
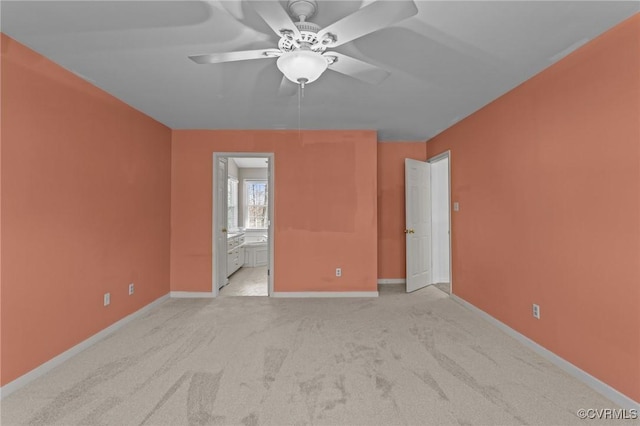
[427,150,452,294]
[215,156,229,290]
[212,152,275,297]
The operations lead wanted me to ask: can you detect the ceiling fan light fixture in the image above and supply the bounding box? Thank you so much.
[277,49,328,85]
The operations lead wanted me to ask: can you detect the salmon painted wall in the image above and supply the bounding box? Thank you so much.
[427,15,640,402]
[171,130,378,293]
[377,142,426,279]
[1,35,172,386]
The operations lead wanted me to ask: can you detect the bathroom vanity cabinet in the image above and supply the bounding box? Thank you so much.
[227,233,245,277]
[244,243,268,267]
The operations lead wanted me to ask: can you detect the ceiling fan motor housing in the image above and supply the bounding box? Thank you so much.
[295,21,321,33]
[279,21,326,53]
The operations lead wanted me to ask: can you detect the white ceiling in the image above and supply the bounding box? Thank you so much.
[2,1,638,141]
[231,157,269,168]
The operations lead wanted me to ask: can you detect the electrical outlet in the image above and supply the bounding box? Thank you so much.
[128,283,134,296]
[104,292,111,307]
[532,303,540,319]
[336,268,342,277]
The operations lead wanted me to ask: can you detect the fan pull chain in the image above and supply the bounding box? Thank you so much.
[298,83,301,140]
[297,81,303,140]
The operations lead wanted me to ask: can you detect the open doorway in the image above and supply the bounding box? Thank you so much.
[212,153,274,297]
[429,151,451,295]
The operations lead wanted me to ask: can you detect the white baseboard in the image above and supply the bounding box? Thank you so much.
[272,291,379,298]
[377,279,406,285]
[169,291,215,298]
[451,295,640,410]
[0,293,170,400]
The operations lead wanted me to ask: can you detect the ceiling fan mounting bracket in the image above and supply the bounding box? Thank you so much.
[279,29,295,40]
[321,32,337,46]
[324,55,338,66]
[287,0,318,22]
[262,49,282,58]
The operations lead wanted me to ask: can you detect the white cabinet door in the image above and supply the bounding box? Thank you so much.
[256,248,268,266]
[238,247,245,267]
[226,251,235,278]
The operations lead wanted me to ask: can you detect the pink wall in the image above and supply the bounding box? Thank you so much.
[171,130,378,293]
[377,142,427,279]
[3,12,636,403]
[427,15,640,402]
[1,35,172,386]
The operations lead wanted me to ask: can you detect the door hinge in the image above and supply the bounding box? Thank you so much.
[268,269,270,276]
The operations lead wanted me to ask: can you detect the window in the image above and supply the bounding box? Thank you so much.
[227,177,238,230]
[244,180,268,229]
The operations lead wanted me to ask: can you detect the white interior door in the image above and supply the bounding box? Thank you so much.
[216,157,228,290]
[405,158,432,292]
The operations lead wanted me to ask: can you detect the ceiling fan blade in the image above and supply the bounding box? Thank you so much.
[249,0,301,39]
[189,49,280,64]
[278,76,298,97]
[216,0,245,21]
[318,0,418,48]
[325,52,390,85]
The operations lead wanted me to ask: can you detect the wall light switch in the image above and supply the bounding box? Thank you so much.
[104,292,110,307]
[453,202,460,211]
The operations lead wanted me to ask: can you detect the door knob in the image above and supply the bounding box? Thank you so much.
[404,229,415,234]
[222,228,227,233]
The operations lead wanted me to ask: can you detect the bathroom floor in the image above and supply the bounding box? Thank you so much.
[220,266,268,296]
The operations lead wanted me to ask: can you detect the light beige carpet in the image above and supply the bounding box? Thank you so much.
[1,285,618,425]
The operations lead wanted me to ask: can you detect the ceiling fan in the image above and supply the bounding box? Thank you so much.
[189,0,418,91]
